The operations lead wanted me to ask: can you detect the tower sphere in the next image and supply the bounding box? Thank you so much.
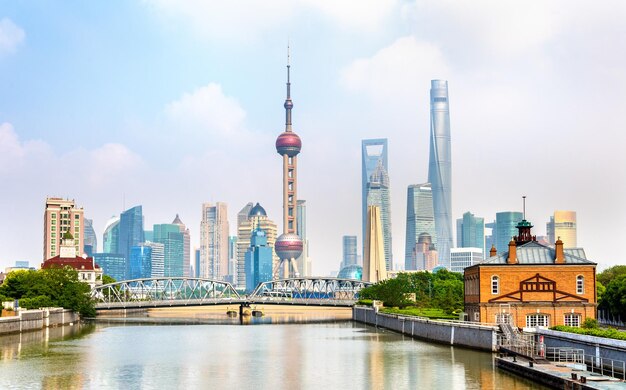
[275,233,303,260]
[276,131,302,157]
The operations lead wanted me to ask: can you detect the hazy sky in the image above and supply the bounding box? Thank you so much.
[1,1,625,274]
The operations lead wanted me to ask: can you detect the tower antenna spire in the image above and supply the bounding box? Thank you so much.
[522,195,526,220]
[284,43,293,131]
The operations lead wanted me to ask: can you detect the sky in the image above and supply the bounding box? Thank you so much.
[0,1,625,275]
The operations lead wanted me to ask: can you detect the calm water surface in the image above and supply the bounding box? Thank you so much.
[0,314,546,389]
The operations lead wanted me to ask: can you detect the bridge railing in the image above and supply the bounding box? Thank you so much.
[248,277,372,303]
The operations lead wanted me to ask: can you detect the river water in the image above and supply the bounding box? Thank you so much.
[0,311,546,389]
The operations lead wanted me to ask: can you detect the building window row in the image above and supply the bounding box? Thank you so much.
[526,314,549,328]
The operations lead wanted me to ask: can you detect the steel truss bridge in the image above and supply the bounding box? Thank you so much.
[91,277,371,310]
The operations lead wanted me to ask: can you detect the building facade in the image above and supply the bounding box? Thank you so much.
[118,206,145,278]
[244,227,274,293]
[83,218,97,257]
[172,214,191,277]
[43,197,84,261]
[410,233,438,271]
[200,203,229,280]
[464,220,596,329]
[405,183,436,270]
[93,253,126,281]
[456,212,485,258]
[342,235,358,269]
[153,223,184,277]
[129,245,152,279]
[362,139,389,268]
[144,241,165,278]
[236,203,277,288]
[42,232,103,288]
[363,206,387,283]
[547,210,577,248]
[428,80,453,267]
[366,161,392,271]
[295,200,310,277]
[102,216,120,254]
[494,211,523,254]
[450,247,483,273]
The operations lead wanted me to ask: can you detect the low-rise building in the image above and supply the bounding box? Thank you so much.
[41,231,103,288]
[464,220,596,329]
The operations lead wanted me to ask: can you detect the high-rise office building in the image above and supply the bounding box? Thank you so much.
[194,248,200,278]
[405,183,436,270]
[363,206,387,283]
[200,203,229,280]
[274,53,304,279]
[410,233,438,271]
[456,212,485,258]
[245,227,273,293]
[83,218,97,256]
[118,205,145,278]
[547,211,577,248]
[144,241,165,277]
[450,247,483,273]
[342,235,357,269]
[172,214,191,277]
[43,197,84,260]
[494,211,523,254]
[93,253,126,281]
[366,161,392,270]
[103,216,120,254]
[362,138,388,262]
[296,200,310,277]
[153,223,184,277]
[228,236,237,280]
[129,245,152,279]
[237,203,278,287]
[428,80,453,267]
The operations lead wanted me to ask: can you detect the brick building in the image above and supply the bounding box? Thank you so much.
[464,219,596,329]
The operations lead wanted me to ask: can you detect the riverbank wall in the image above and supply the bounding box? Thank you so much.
[537,328,626,363]
[353,306,499,351]
[0,308,79,335]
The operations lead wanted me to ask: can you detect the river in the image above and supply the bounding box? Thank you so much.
[0,309,547,389]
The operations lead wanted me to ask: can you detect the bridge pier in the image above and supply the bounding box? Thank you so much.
[239,303,251,317]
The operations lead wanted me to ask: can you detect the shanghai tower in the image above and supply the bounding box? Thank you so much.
[427,80,453,267]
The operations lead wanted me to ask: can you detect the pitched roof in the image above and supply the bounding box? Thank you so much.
[479,241,595,265]
[42,256,101,271]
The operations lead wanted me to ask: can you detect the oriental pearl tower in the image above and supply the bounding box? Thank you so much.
[274,48,303,279]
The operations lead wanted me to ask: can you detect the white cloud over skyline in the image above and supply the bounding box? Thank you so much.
[0,18,24,55]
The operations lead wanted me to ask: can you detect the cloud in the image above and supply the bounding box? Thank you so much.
[0,18,25,55]
[164,83,246,139]
[0,122,52,174]
[300,0,397,31]
[340,36,449,102]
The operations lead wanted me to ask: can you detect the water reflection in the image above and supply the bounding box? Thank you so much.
[0,316,547,389]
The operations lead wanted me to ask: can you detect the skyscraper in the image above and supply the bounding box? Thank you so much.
[245,227,273,293]
[342,235,357,269]
[200,202,229,280]
[405,183,436,270]
[274,50,304,278]
[296,200,310,277]
[228,236,237,281]
[102,216,120,254]
[363,206,387,283]
[129,245,152,279]
[366,161,392,270]
[547,211,577,248]
[362,138,388,259]
[93,253,126,281]
[450,247,483,273]
[172,214,191,277]
[494,211,523,254]
[144,241,165,277]
[118,205,145,278]
[194,248,200,278]
[153,223,184,277]
[83,218,97,256]
[236,203,278,287]
[456,212,485,258]
[43,197,84,260]
[428,80,453,267]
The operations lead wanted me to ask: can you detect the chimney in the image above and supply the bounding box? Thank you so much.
[555,237,564,264]
[507,239,517,264]
[489,244,497,258]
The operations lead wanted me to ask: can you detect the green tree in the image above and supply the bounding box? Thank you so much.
[599,274,626,319]
[597,265,626,286]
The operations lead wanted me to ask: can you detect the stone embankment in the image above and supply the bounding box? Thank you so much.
[353,306,499,351]
[0,308,79,335]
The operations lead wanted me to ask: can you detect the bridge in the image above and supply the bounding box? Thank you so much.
[91,277,371,310]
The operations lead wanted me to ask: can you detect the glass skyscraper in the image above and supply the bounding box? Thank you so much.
[296,200,309,277]
[102,216,120,254]
[144,241,164,278]
[200,203,229,280]
[245,227,273,293]
[83,218,97,256]
[93,253,126,281]
[129,245,152,279]
[405,183,436,270]
[153,223,184,277]
[366,161,392,270]
[361,138,388,262]
[494,211,523,254]
[428,80,453,267]
[342,235,357,269]
[456,211,485,258]
[118,206,145,278]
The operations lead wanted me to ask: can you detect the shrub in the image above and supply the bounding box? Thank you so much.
[582,318,599,329]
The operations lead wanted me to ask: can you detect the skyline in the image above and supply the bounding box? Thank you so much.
[1,1,625,274]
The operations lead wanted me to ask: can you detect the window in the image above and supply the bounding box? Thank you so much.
[474,312,480,321]
[75,214,80,219]
[491,276,499,294]
[51,226,56,232]
[577,275,584,294]
[526,314,549,328]
[495,313,513,325]
[564,314,581,327]
[51,220,56,225]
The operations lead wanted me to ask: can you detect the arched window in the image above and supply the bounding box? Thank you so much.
[491,275,499,294]
[576,275,584,294]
